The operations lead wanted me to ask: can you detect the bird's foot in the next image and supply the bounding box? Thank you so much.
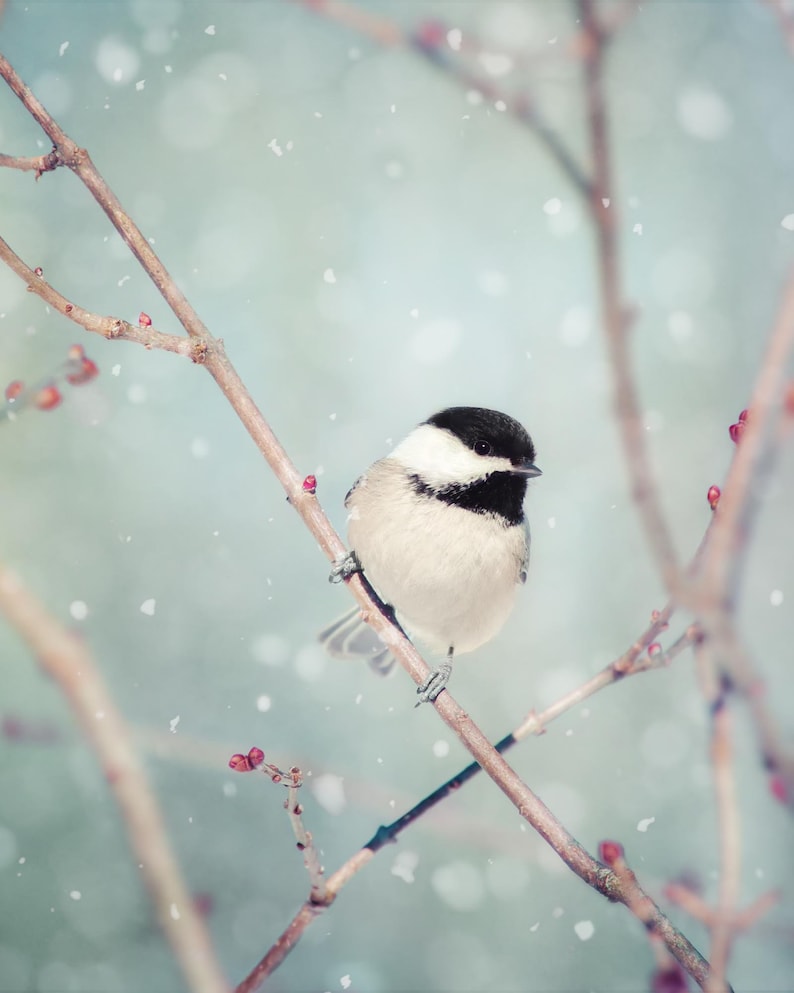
[415,659,453,707]
[328,551,362,584]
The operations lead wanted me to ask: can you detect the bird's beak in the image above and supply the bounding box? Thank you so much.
[513,460,542,478]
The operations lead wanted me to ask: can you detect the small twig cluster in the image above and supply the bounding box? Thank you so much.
[230,749,328,905]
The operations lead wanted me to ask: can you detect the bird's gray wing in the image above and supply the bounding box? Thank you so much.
[518,518,531,584]
[343,474,365,509]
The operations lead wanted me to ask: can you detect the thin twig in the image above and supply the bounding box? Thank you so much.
[664,882,780,935]
[235,849,374,993]
[293,0,591,196]
[0,234,201,358]
[0,564,229,993]
[0,53,213,343]
[0,146,62,175]
[282,767,328,905]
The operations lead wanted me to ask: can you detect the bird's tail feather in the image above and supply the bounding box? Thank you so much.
[318,607,397,676]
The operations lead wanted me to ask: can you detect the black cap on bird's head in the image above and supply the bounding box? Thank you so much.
[424,406,541,478]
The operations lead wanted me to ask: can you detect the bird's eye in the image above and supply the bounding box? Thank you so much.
[474,439,492,456]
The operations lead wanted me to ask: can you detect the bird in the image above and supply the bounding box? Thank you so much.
[319,406,541,704]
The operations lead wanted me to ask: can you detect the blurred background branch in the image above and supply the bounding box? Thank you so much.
[0,563,229,993]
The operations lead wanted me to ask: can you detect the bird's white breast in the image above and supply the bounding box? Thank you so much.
[346,459,527,656]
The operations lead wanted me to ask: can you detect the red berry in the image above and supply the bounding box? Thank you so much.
[598,840,624,866]
[34,384,62,411]
[138,312,152,327]
[228,753,253,772]
[302,474,317,494]
[707,485,721,511]
[247,747,265,767]
[5,380,24,402]
[729,422,745,444]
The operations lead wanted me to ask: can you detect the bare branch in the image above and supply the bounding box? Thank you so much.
[600,841,690,987]
[577,0,684,596]
[0,564,229,993]
[698,662,741,993]
[709,699,740,991]
[0,233,200,358]
[281,767,328,905]
[0,53,214,343]
[697,266,794,616]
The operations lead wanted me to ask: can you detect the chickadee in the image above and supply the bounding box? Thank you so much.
[319,406,541,704]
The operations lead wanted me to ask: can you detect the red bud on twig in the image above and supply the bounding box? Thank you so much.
[228,753,254,772]
[302,474,317,494]
[707,485,721,511]
[247,747,265,767]
[138,312,152,327]
[598,840,624,866]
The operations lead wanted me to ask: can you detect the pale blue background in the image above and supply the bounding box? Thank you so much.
[1,2,793,991]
